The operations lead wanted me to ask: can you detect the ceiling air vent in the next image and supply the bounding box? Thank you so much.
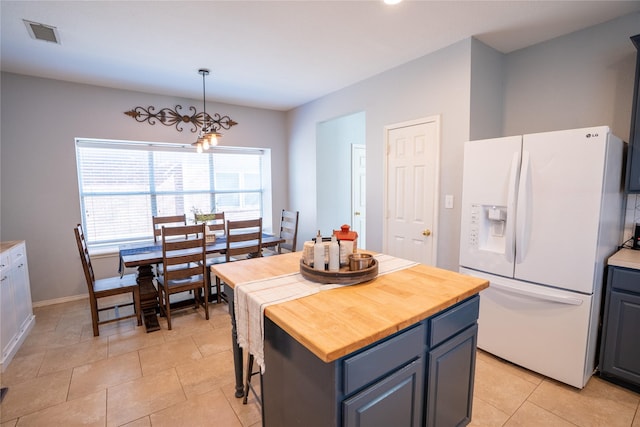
[23,20,60,44]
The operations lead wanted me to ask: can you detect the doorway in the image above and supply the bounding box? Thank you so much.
[351,144,366,248]
[384,116,440,265]
[316,112,366,245]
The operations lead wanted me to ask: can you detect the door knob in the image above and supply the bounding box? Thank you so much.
[354,211,361,216]
[422,229,431,237]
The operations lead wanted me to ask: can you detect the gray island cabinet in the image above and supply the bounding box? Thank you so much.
[599,249,640,391]
[263,294,480,427]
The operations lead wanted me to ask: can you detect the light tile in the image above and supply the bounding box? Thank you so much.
[529,378,639,427]
[80,317,138,341]
[55,308,90,335]
[208,304,233,329]
[0,419,17,427]
[138,336,203,376]
[221,379,262,427]
[0,369,71,423]
[149,387,242,427]
[121,416,151,427]
[69,350,141,400]
[473,353,538,415]
[106,368,185,427]
[0,352,45,386]
[477,350,544,386]
[192,326,233,357]
[505,401,575,426]
[37,336,108,376]
[107,326,166,358]
[175,350,235,398]
[16,326,82,356]
[469,397,510,426]
[14,389,106,427]
[159,310,214,342]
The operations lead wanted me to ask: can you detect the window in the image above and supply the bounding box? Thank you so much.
[75,139,271,249]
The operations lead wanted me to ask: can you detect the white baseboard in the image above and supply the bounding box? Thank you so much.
[32,294,88,308]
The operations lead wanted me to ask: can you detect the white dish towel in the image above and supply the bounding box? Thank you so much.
[233,254,418,373]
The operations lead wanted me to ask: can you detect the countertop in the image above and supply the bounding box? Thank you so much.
[608,248,640,270]
[211,252,489,363]
[0,241,23,254]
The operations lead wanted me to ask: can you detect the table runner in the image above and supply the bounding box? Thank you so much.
[234,254,418,373]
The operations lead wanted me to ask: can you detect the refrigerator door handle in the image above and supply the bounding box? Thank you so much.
[515,150,531,263]
[490,281,583,306]
[504,152,520,264]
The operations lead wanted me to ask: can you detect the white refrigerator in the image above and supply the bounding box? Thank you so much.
[459,126,624,389]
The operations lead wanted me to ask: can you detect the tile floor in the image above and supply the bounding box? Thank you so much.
[1,297,639,426]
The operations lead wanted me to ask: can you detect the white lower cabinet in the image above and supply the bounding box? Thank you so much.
[0,241,35,371]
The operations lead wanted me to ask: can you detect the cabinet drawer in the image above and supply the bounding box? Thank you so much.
[343,323,425,395]
[610,267,640,293]
[428,295,479,348]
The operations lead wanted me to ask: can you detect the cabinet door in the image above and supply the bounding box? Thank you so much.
[343,358,423,427]
[601,290,640,385]
[11,246,33,331]
[1,266,17,360]
[426,325,478,427]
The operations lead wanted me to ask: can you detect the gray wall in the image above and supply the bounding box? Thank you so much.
[288,38,474,271]
[502,12,639,240]
[287,12,640,272]
[0,73,288,303]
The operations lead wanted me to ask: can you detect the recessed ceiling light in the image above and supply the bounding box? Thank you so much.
[384,0,403,5]
[23,20,60,44]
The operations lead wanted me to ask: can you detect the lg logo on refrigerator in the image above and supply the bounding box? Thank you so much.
[586,133,599,138]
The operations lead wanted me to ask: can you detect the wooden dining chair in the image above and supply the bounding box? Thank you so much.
[263,209,299,256]
[156,223,209,330]
[194,212,226,301]
[212,218,263,305]
[152,214,187,276]
[74,224,142,336]
[152,214,186,242]
[194,212,226,236]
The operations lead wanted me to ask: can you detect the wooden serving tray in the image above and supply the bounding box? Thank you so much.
[299,258,378,285]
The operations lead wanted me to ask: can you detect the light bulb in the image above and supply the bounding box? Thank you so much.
[210,134,218,146]
[202,139,210,150]
[196,142,203,153]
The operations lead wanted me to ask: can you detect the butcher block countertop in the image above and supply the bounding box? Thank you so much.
[211,251,489,363]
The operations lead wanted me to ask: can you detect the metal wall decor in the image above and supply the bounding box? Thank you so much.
[124,106,237,134]
[124,69,237,152]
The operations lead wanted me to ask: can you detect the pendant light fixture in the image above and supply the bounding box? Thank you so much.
[124,69,237,143]
[193,68,220,153]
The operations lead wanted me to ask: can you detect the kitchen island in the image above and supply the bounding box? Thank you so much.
[211,252,488,427]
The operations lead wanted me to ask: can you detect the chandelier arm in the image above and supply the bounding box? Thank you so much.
[124,68,237,147]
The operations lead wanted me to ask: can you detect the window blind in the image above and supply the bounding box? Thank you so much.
[76,139,267,248]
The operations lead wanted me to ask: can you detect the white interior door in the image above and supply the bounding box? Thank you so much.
[384,117,439,265]
[352,145,366,249]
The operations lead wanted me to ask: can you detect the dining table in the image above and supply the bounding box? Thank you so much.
[119,233,284,332]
